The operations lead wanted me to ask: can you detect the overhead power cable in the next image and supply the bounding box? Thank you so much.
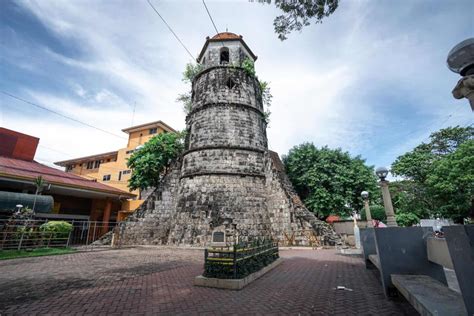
[202,0,219,35]
[146,0,195,60]
[1,91,127,140]
[202,0,225,47]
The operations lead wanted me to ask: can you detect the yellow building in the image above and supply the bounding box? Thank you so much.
[55,120,177,218]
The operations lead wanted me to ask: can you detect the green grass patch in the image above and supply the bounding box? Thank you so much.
[0,247,76,260]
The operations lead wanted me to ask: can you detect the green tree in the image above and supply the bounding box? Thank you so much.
[241,57,273,124]
[182,62,203,83]
[395,212,420,227]
[392,126,473,182]
[426,140,474,222]
[177,62,203,115]
[360,205,386,222]
[283,143,378,218]
[254,0,339,41]
[32,176,46,212]
[391,126,473,222]
[389,180,432,220]
[127,132,185,191]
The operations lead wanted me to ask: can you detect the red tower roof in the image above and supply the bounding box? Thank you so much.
[211,32,241,40]
[197,32,257,63]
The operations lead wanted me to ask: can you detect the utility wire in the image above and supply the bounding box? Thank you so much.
[202,0,225,47]
[2,91,174,170]
[202,0,219,35]
[146,0,195,60]
[1,91,127,140]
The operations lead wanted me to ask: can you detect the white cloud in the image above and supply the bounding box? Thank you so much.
[4,0,473,171]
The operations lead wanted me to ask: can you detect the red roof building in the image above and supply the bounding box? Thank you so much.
[0,127,135,223]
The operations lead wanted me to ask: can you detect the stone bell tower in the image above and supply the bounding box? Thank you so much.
[120,33,341,247]
[169,33,270,244]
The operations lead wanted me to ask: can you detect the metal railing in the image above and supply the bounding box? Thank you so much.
[0,219,117,250]
[204,240,279,279]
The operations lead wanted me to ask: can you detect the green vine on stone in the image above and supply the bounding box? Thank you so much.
[183,62,203,83]
[242,57,273,126]
[242,58,256,77]
[176,92,192,116]
[178,62,203,115]
[177,59,273,125]
[259,80,272,125]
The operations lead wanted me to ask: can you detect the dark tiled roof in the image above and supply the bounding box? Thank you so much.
[0,156,135,197]
[55,151,118,166]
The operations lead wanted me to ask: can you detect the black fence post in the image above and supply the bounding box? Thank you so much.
[233,247,237,279]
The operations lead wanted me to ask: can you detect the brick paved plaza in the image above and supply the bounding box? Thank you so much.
[0,248,417,315]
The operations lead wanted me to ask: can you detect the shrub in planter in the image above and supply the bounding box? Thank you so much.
[40,221,73,238]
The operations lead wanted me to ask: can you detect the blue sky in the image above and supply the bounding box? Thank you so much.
[1,0,473,171]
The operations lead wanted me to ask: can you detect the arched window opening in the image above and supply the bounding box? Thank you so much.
[226,77,236,89]
[220,47,229,64]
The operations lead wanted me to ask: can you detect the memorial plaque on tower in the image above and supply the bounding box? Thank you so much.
[212,230,226,246]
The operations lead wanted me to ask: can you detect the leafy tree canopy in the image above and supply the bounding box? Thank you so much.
[253,0,339,41]
[426,140,474,222]
[360,205,386,222]
[389,180,433,220]
[283,143,378,218]
[395,212,420,227]
[392,126,473,182]
[391,126,473,222]
[127,132,185,191]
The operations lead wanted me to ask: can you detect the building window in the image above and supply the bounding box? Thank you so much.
[86,161,94,169]
[103,174,111,181]
[220,47,229,64]
[149,128,157,135]
[126,150,135,154]
[118,171,122,181]
[66,165,73,172]
[94,160,101,168]
[122,170,132,175]
[226,77,236,89]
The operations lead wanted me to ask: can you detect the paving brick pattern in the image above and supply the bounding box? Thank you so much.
[0,248,417,315]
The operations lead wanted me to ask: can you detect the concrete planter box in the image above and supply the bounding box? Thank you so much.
[194,258,282,290]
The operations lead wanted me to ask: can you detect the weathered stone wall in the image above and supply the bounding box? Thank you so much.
[192,67,263,111]
[118,38,341,247]
[119,161,181,245]
[201,41,254,68]
[264,151,341,246]
[119,150,341,247]
[182,149,265,176]
[167,175,270,245]
[187,106,266,150]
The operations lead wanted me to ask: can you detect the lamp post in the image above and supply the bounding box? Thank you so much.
[375,167,398,227]
[15,204,23,215]
[361,191,373,228]
[447,38,474,111]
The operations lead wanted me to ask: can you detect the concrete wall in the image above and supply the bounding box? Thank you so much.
[333,220,368,235]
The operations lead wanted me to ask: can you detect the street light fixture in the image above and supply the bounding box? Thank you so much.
[376,167,398,227]
[375,167,389,181]
[447,38,474,111]
[361,191,373,228]
[15,204,23,215]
